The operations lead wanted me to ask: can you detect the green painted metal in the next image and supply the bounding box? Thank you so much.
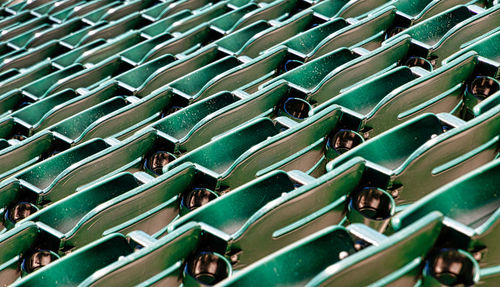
[327,105,500,204]
[0,0,498,285]
[222,212,443,286]
[278,6,397,61]
[444,29,500,77]
[0,222,62,285]
[394,0,483,24]
[398,4,500,65]
[392,158,500,267]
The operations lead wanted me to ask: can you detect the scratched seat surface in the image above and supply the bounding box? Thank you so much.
[0,0,499,286]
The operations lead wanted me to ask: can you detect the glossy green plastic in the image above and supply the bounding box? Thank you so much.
[265,36,412,104]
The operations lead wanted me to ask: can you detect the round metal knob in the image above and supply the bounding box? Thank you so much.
[423,249,479,286]
[280,97,312,120]
[160,105,183,118]
[22,250,60,274]
[5,202,38,224]
[184,252,232,286]
[347,187,395,232]
[326,129,364,158]
[404,57,433,71]
[145,151,176,175]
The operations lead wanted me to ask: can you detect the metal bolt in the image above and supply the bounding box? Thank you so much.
[339,251,349,260]
[391,189,399,198]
